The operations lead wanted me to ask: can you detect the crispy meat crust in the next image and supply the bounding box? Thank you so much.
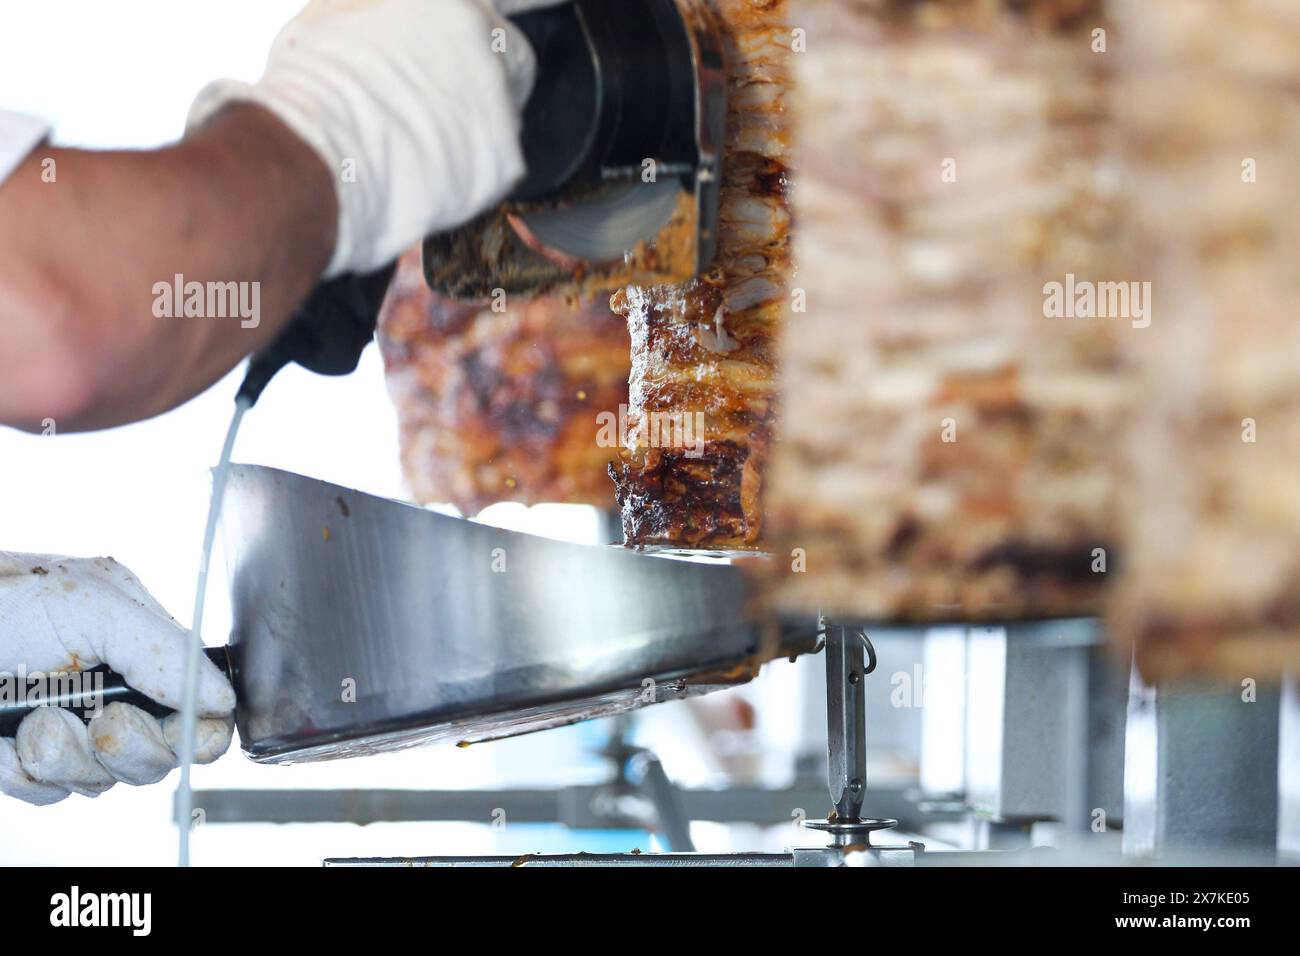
[611,0,792,550]
[609,434,767,548]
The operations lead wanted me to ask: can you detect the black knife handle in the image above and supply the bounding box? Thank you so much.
[0,646,233,739]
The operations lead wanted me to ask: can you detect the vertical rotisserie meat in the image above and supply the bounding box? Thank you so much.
[379,250,630,514]
[609,0,793,550]
[1110,0,1300,679]
[766,0,1128,620]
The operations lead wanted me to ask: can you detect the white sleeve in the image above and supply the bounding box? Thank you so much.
[0,111,49,185]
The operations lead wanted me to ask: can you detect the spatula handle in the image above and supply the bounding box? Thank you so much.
[0,646,233,738]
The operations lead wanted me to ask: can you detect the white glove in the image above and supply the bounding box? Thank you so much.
[0,553,235,806]
[188,0,560,278]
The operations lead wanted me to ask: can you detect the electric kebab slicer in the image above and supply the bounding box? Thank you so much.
[237,0,725,405]
[424,0,726,299]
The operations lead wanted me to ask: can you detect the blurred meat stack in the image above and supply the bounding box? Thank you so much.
[768,0,1130,621]
[1111,0,1300,678]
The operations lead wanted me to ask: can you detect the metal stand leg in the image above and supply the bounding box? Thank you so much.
[628,752,696,852]
[594,717,696,852]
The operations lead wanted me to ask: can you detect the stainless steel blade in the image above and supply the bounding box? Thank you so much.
[514,178,683,263]
[219,465,807,763]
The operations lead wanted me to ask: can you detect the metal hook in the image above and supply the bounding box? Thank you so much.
[857,628,877,675]
[817,621,876,675]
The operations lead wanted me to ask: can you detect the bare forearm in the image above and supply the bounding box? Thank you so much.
[0,104,337,431]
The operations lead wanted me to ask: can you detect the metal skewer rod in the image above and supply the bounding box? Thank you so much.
[804,620,896,849]
[825,623,868,822]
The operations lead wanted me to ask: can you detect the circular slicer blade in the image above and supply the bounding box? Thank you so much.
[514,179,684,264]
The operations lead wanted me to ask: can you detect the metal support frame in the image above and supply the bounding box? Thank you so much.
[958,620,1125,836]
[186,782,953,829]
[1124,676,1281,856]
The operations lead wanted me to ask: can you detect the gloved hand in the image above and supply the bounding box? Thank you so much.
[188,0,563,279]
[0,553,235,806]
